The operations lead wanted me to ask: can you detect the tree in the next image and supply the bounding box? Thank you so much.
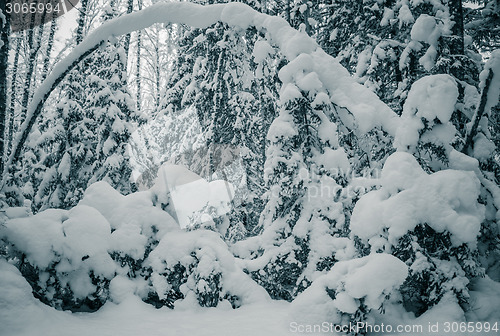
[317,0,482,114]
[19,1,141,211]
[464,0,500,54]
[0,1,10,176]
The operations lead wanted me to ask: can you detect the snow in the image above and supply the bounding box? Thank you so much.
[315,147,350,173]
[381,151,426,194]
[3,1,500,334]
[151,163,235,228]
[296,71,323,92]
[2,255,500,336]
[395,74,458,151]
[4,209,69,269]
[351,152,485,248]
[109,276,140,304]
[147,229,270,308]
[380,7,395,26]
[252,40,274,64]
[3,207,30,219]
[398,4,414,26]
[404,74,457,123]
[419,44,437,71]
[266,111,298,142]
[480,49,500,115]
[472,133,496,160]
[2,205,117,300]
[279,83,303,104]
[409,14,446,70]
[80,181,178,259]
[411,14,439,44]
[0,259,289,336]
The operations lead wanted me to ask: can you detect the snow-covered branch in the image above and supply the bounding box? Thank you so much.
[2,1,398,187]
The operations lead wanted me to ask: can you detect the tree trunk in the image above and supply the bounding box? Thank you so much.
[41,10,58,81]
[462,69,494,154]
[0,1,10,175]
[449,0,465,82]
[76,0,89,45]
[285,0,291,24]
[136,0,142,112]
[19,2,43,124]
[124,0,134,57]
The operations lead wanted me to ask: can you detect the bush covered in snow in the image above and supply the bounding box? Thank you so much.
[0,171,267,312]
[351,152,486,315]
[290,254,408,334]
[1,205,116,311]
[145,229,269,309]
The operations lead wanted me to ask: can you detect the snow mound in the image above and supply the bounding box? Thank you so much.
[351,152,484,248]
[0,260,43,330]
[2,177,267,311]
[81,181,178,261]
[150,163,235,229]
[290,253,408,325]
[411,14,440,45]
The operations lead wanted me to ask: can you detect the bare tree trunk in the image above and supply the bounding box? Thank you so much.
[155,38,160,111]
[6,34,20,157]
[462,69,494,154]
[303,1,311,35]
[285,0,290,24]
[136,0,143,112]
[449,0,465,82]
[124,0,134,57]
[0,1,10,175]
[41,11,58,81]
[19,1,44,124]
[76,0,89,45]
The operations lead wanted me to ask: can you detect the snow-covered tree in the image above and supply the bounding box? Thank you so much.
[20,5,141,211]
[317,0,483,114]
[233,60,359,300]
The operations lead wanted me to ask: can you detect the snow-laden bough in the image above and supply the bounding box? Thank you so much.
[2,1,400,187]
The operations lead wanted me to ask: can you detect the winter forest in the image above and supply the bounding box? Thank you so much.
[0,0,499,335]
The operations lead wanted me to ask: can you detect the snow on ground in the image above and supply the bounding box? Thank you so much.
[0,258,288,336]
[2,258,500,336]
[2,260,500,336]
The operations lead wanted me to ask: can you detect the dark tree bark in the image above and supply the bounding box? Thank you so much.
[76,0,88,45]
[19,1,43,124]
[0,0,10,175]
[285,0,290,24]
[124,0,134,57]
[449,0,465,82]
[136,0,142,112]
[6,34,21,156]
[41,10,58,81]
[462,68,495,154]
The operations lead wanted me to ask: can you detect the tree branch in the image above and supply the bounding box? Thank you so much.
[462,68,494,155]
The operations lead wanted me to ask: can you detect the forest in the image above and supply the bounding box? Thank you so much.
[0,0,499,335]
